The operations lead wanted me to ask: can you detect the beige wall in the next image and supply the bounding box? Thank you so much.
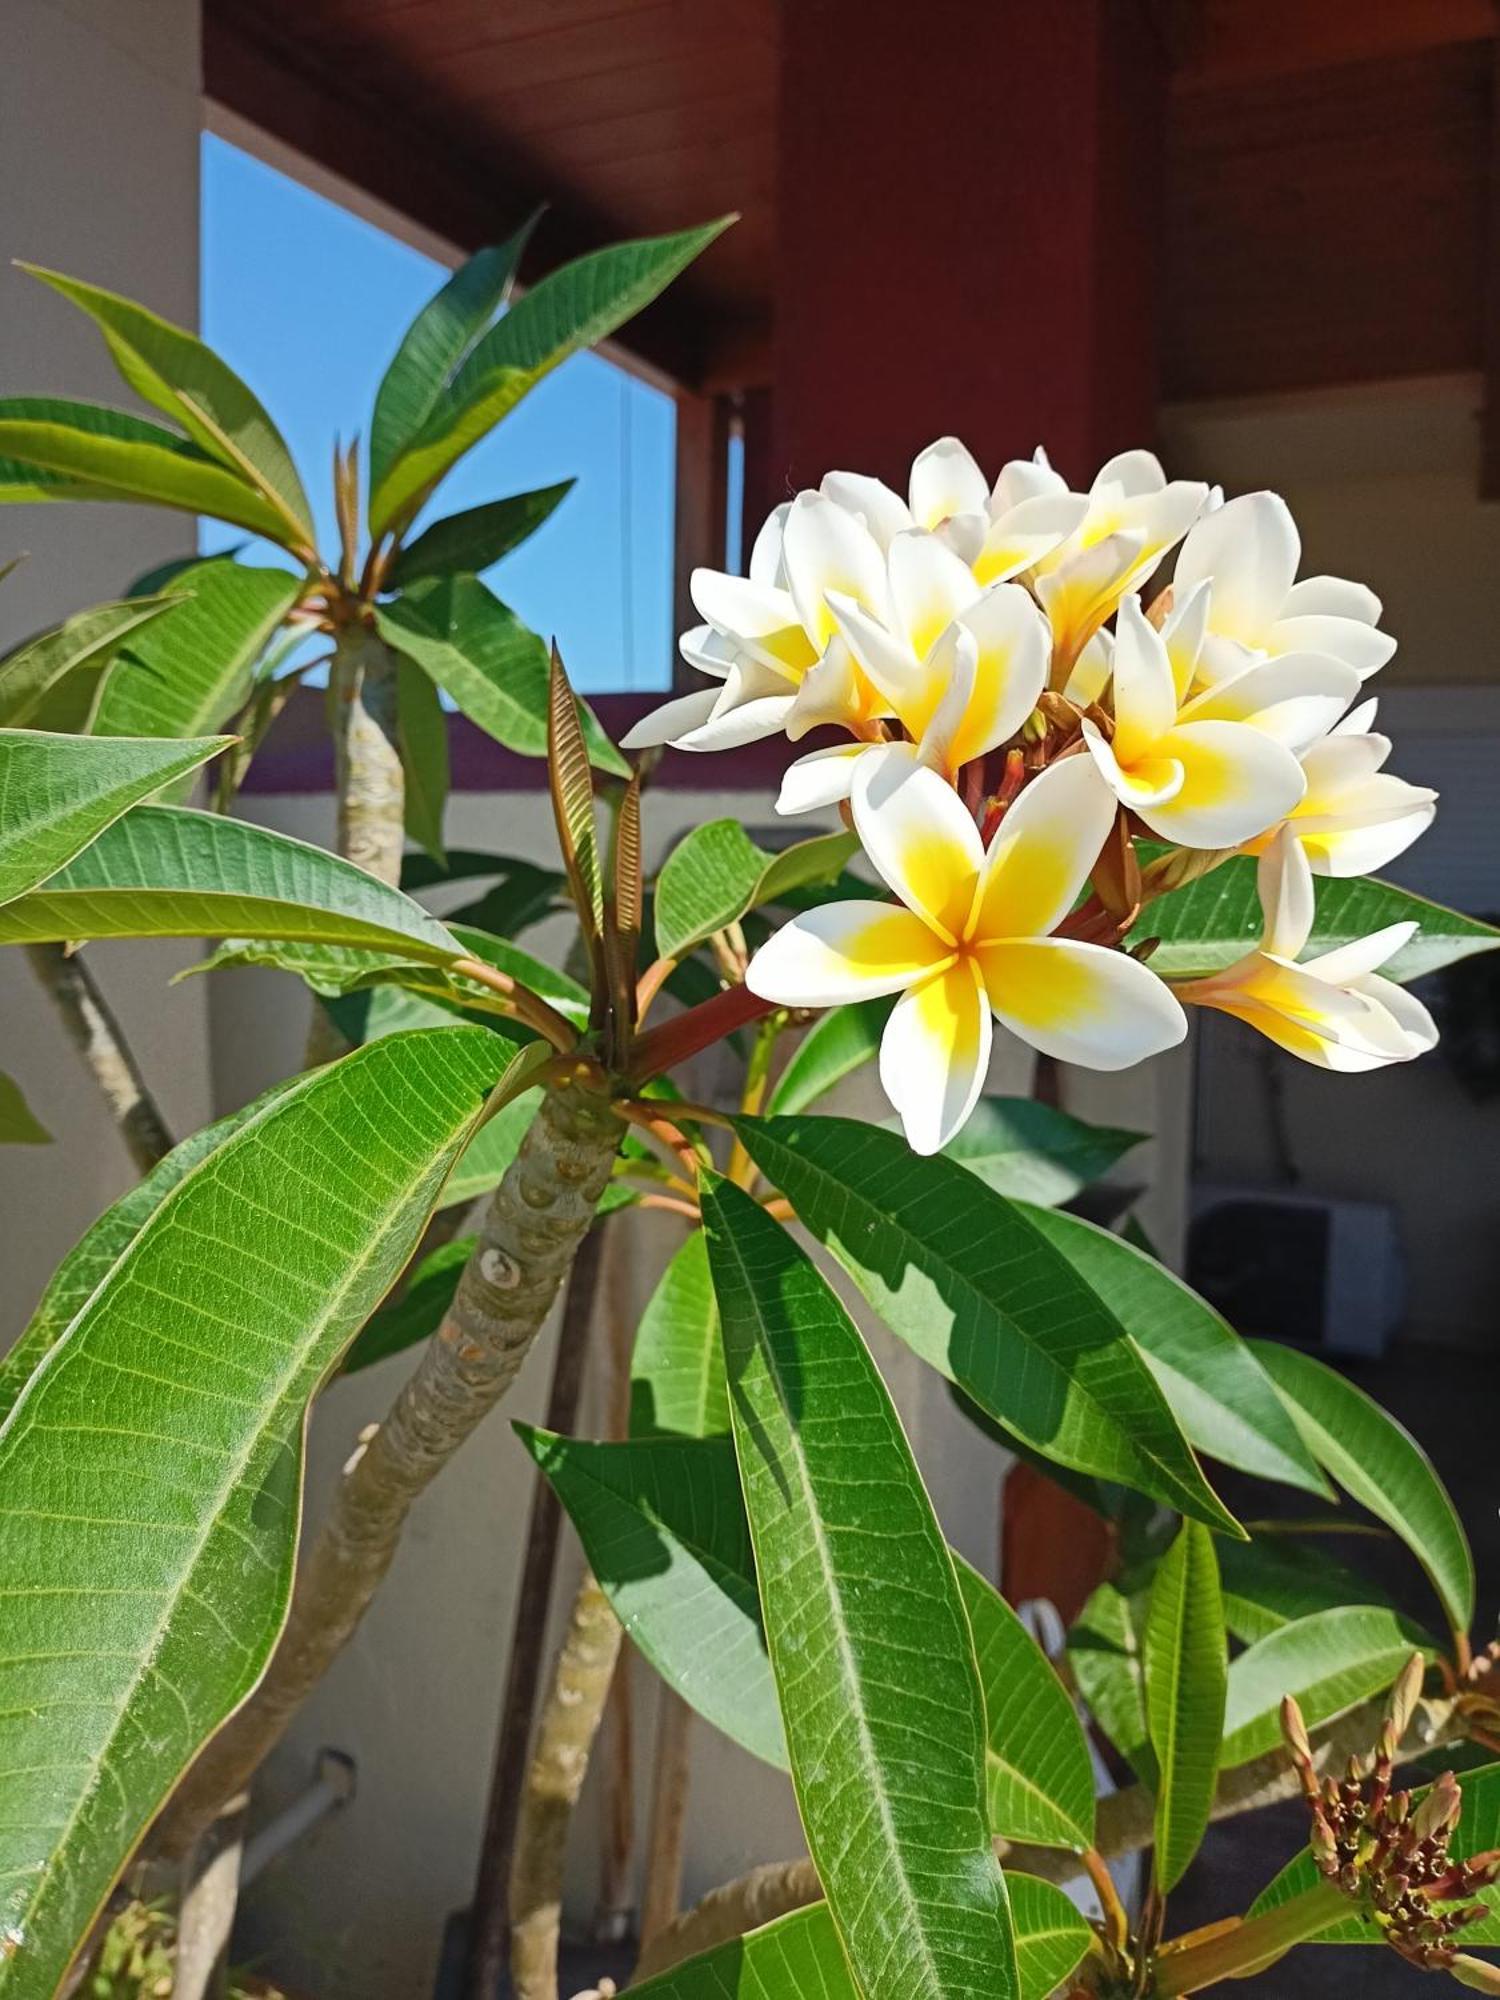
[0,0,212,1346]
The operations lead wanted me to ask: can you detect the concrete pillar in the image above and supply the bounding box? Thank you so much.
[0,0,211,1344]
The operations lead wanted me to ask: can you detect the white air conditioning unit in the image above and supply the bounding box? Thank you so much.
[1185,1184,1406,1359]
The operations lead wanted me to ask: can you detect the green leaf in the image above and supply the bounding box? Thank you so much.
[395,652,450,864]
[629,1876,1091,2000]
[369,228,536,504]
[1069,1582,1155,1788]
[754,829,862,909]
[700,1175,1015,2000]
[937,1099,1144,1205]
[0,1026,511,1999]
[1136,859,1500,983]
[402,848,565,935]
[0,733,229,907]
[92,559,302,752]
[733,1116,1237,1532]
[1020,1209,1328,1498]
[654,819,766,961]
[1220,1606,1434,1769]
[1218,1535,1406,1647]
[449,923,591,1023]
[386,481,572,588]
[0,1081,301,1428]
[767,999,893,1116]
[0,397,302,545]
[368,220,731,534]
[0,594,187,728]
[0,804,462,958]
[518,1428,786,1770]
[1249,1763,1500,1944]
[629,1232,727,1441]
[953,1555,1095,1851]
[23,265,314,547]
[375,574,626,775]
[1144,1522,1227,1890]
[342,1234,475,1375]
[0,1072,50,1146]
[1251,1341,1474,1637]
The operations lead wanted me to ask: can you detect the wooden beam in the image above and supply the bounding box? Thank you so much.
[1482,36,1500,498]
[1174,0,1496,93]
[202,0,727,391]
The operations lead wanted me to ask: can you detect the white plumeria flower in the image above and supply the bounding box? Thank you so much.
[1246,699,1437,877]
[822,437,1086,586]
[1032,450,1209,669]
[1174,829,1437,1071]
[1173,490,1397,686]
[776,532,1051,814]
[1080,594,1334,848]
[622,493,889,753]
[747,750,1187,1154]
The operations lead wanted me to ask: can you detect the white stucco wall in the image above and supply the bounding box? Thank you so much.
[0,0,212,1347]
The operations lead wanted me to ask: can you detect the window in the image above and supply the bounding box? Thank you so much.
[200,132,677,691]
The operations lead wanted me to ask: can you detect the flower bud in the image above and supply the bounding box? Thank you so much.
[1450,1954,1500,1992]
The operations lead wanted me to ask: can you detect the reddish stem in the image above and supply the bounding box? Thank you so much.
[628,984,778,1081]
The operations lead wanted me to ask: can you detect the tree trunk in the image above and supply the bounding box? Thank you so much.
[329,624,404,887]
[508,1572,624,2000]
[155,1078,623,1857]
[24,943,175,1173]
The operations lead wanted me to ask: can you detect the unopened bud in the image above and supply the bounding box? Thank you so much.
[1464,1851,1500,1890]
[1414,1773,1464,1845]
[1384,1654,1427,1748]
[1311,1812,1339,1873]
[1282,1695,1313,1765]
[1450,1954,1500,1992]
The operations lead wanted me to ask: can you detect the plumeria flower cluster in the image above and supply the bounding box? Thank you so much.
[625,438,1440,1153]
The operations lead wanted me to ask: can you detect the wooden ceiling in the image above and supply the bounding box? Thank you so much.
[204,0,1500,405]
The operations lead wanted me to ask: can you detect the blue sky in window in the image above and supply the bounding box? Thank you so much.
[200,132,676,691]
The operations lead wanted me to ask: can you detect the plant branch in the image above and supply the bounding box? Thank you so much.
[462,1221,609,2000]
[1152,1878,1349,1994]
[508,1571,623,2000]
[449,956,579,1052]
[626,983,777,1081]
[327,623,404,888]
[153,1078,623,1858]
[24,943,175,1174]
[632,1691,1462,1979]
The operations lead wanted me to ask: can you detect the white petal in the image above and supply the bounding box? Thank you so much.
[1139,720,1307,848]
[880,957,991,1154]
[1357,972,1438,1055]
[851,746,984,944]
[827,592,928,729]
[1268,614,1396,679]
[1082,717,1185,811]
[1162,576,1213,701]
[691,569,814,679]
[679,623,734,679]
[746,900,945,1008]
[671,693,797,752]
[1282,575,1382,625]
[1035,528,1148,659]
[1302,922,1417,985]
[1111,594,1180,761]
[748,503,791,588]
[1257,828,1314,960]
[944,583,1049,766]
[975,491,1089,586]
[1334,697,1381,737]
[785,634,883,741]
[781,492,889,650]
[1298,800,1436,878]
[991,450,1069,513]
[1065,627,1114,707]
[974,752,1118,941]
[979,937,1188,1070]
[820,471,912,552]
[912,625,979,775]
[1175,491,1300,648]
[1298,730,1394,802]
[1179,652,1362,752]
[620,688,721,750]
[776,743,871,815]
[1092,449,1166,498]
[909,436,990,531]
[888,529,980,659]
[933,510,988,567]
